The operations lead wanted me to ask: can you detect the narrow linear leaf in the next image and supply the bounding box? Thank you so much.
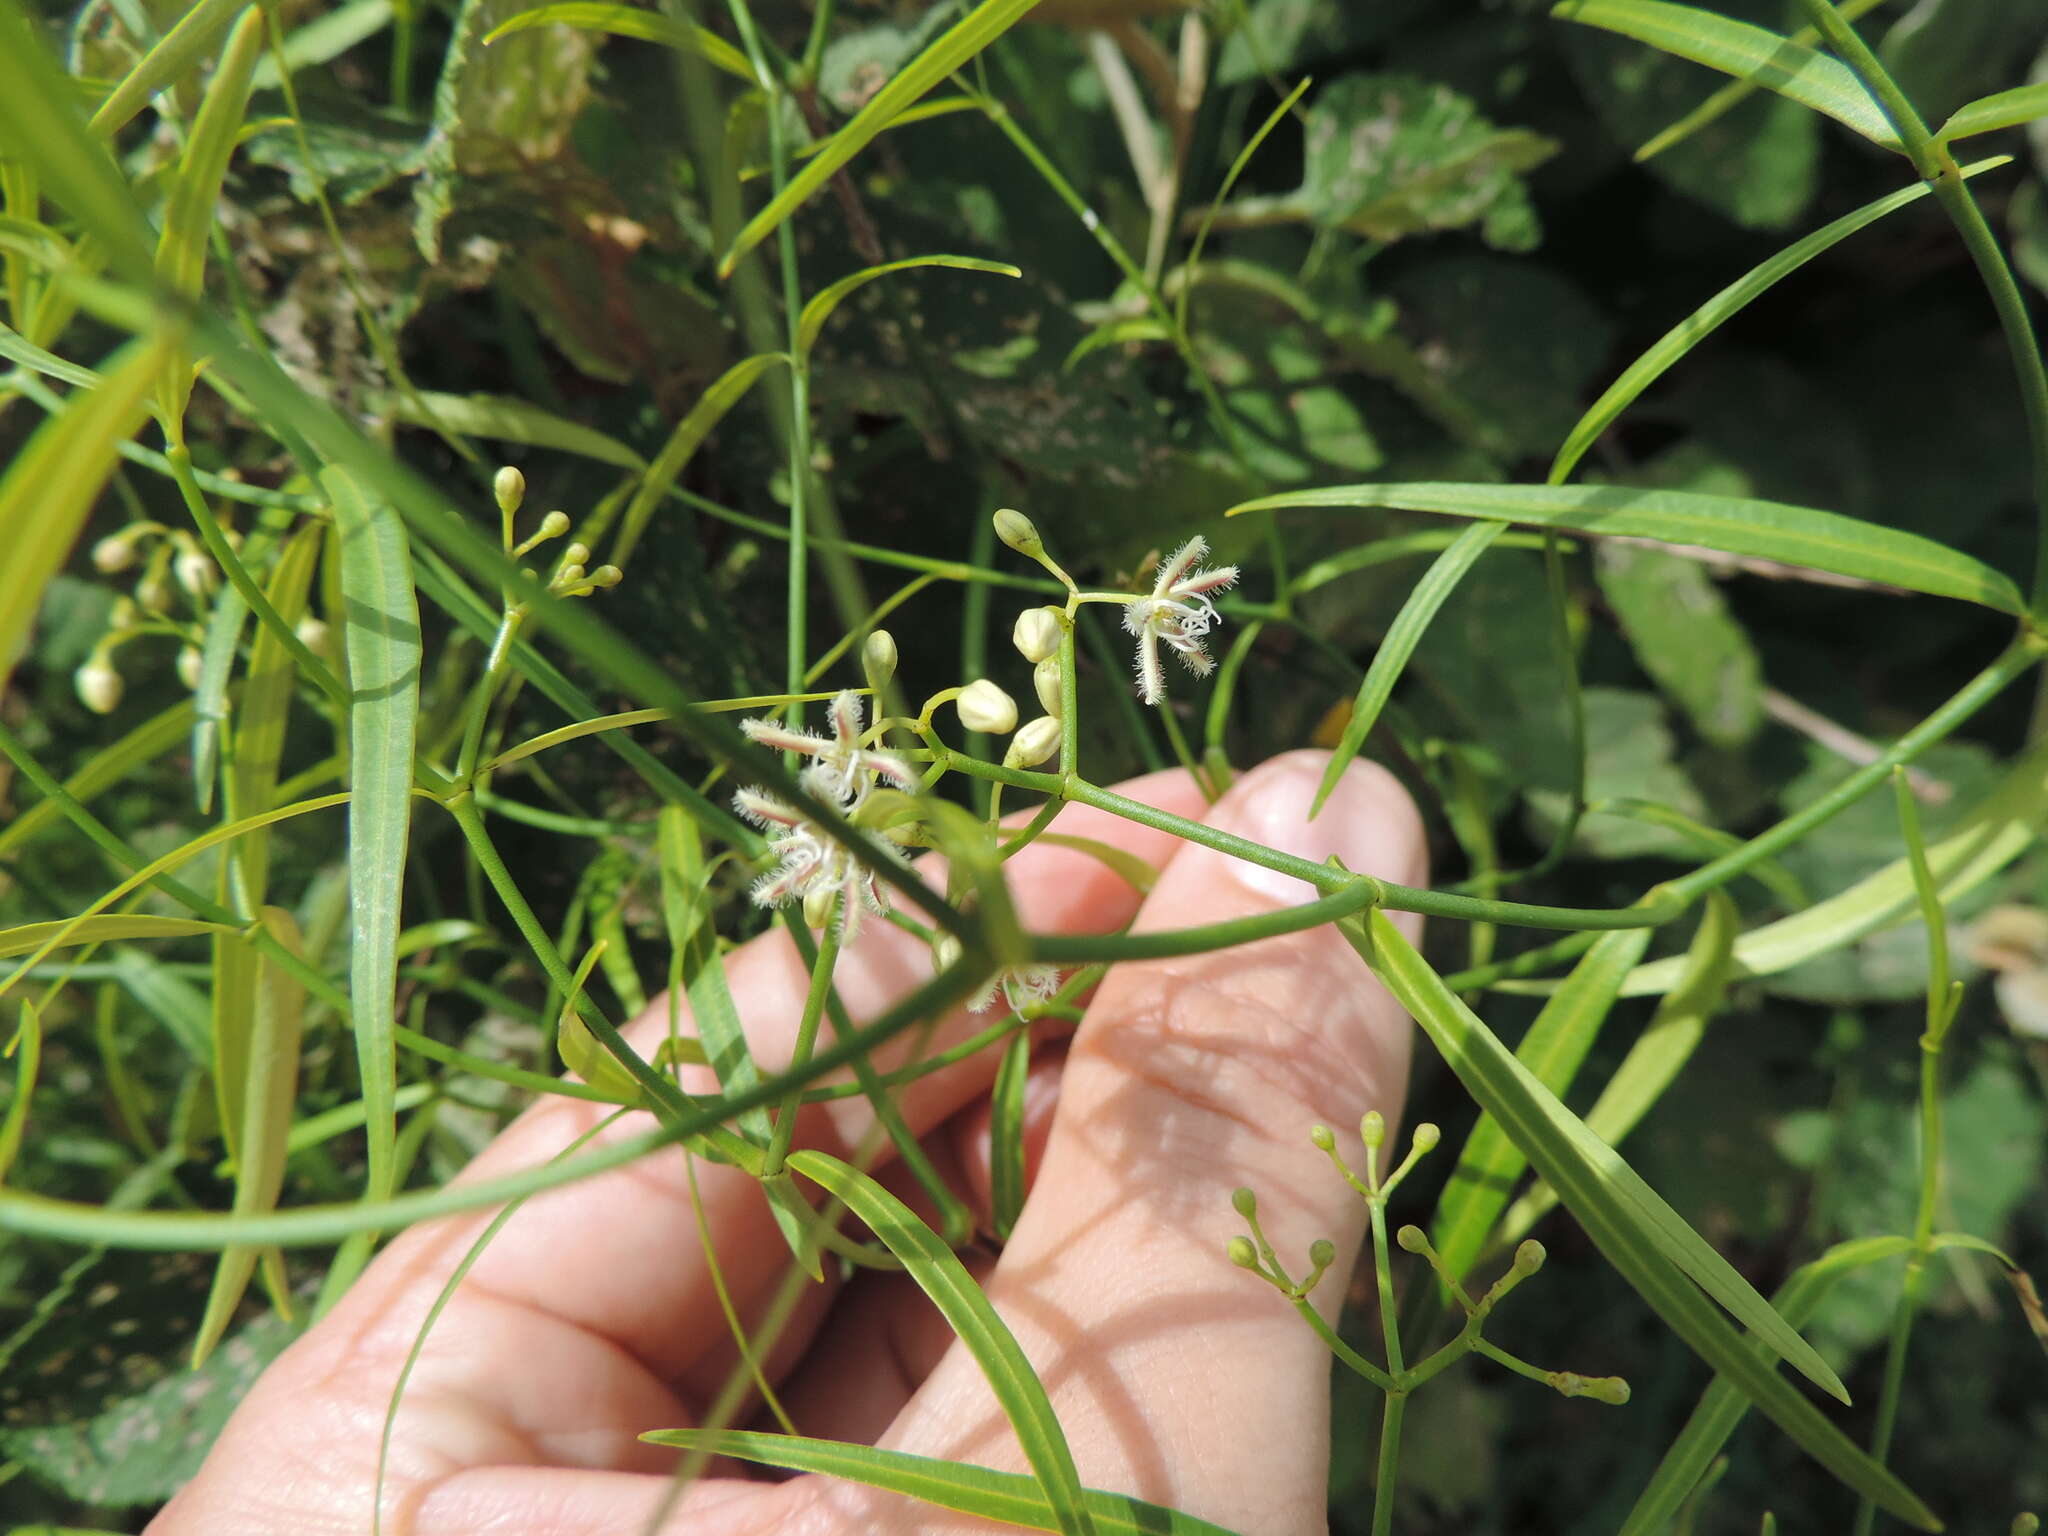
[1230,481,2024,615]
[1552,160,2006,485]
[557,942,646,1102]
[1622,1237,1913,1535]
[0,336,168,698]
[224,522,322,899]
[192,575,251,812]
[687,949,773,1148]
[326,465,420,1206]
[251,0,397,89]
[1551,0,1901,149]
[87,0,249,138]
[614,352,788,567]
[1349,913,1941,1529]
[796,256,1020,359]
[641,1428,1239,1536]
[1062,316,1173,372]
[382,390,647,469]
[718,0,1043,275]
[193,907,306,1366]
[1935,82,2048,145]
[1502,891,1738,1245]
[989,1030,1031,1242]
[1620,735,2048,997]
[0,916,236,959]
[1315,520,1503,815]
[0,1001,42,1182]
[788,1150,1098,1536]
[481,2,753,79]
[1024,834,1159,896]
[1432,924,1653,1283]
[0,316,100,388]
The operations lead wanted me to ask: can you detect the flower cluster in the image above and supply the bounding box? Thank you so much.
[733,690,915,936]
[1121,535,1238,706]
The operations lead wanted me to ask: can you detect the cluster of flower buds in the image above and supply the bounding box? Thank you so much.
[495,467,621,598]
[92,520,222,614]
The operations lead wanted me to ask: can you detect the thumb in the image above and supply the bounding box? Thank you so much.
[883,750,1426,1535]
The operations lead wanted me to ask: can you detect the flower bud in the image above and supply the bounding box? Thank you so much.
[587,565,623,588]
[536,510,570,541]
[1513,1239,1547,1276]
[494,465,526,515]
[1411,1122,1440,1153]
[1226,1236,1259,1270]
[1012,606,1061,664]
[802,885,837,930]
[992,507,1042,557]
[1004,715,1061,768]
[562,542,591,569]
[1033,656,1063,717]
[295,616,330,655]
[177,644,204,690]
[1230,1186,1257,1220]
[1396,1224,1427,1253]
[933,933,964,973]
[956,678,1017,735]
[1308,1124,1335,1151]
[136,570,173,614]
[92,533,138,573]
[863,629,898,688]
[1308,1238,1336,1270]
[174,547,216,597]
[75,658,122,713]
[1360,1110,1386,1149]
[555,564,587,588]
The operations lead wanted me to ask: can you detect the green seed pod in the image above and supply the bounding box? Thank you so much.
[1308,1238,1336,1270]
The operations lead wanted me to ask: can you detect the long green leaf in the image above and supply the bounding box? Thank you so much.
[1619,734,2048,997]
[614,351,788,566]
[0,916,234,958]
[1935,82,2048,145]
[1551,160,2006,484]
[1230,481,2024,615]
[1314,520,1503,814]
[788,1150,1097,1536]
[224,521,321,899]
[1501,891,1738,1246]
[481,1,753,79]
[193,907,305,1366]
[1432,924,1652,1284]
[326,466,420,1206]
[642,1429,1239,1535]
[988,1029,1031,1242]
[1349,912,1940,1528]
[382,390,647,469]
[1551,0,1900,149]
[0,316,100,388]
[795,255,1021,359]
[718,0,1043,275]
[0,1001,42,1182]
[87,0,250,139]
[0,336,167,698]
[1622,1236,1914,1534]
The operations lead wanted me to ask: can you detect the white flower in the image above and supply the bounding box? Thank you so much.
[969,963,1063,1015]
[1120,536,1237,706]
[739,690,914,808]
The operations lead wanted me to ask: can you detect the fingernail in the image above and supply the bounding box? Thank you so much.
[1213,753,1424,906]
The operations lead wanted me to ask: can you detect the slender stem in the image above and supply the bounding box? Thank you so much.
[766,915,840,1175]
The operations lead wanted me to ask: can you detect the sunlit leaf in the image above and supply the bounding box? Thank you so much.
[797,256,1020,360]
[382,390,647,469]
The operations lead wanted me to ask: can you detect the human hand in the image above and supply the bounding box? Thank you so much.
[149,749,1425,1536]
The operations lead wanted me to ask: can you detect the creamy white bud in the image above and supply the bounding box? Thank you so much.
[92,533,138,573]
[174,548,216,597]
[802,885,837,930]
[933,933,964,972]
[1011,606,1062,664]
[955,679,1017,735]
[137,571,173,614]
[992,507,1042,557]
[1005,714,1061,767]
[863,629,898,687]
[536,510,570,540]
[494,465,526,514]
[295,616,330,654]
[75,659,122,713]
[177,645,204,690]
[1033,656,1063,717]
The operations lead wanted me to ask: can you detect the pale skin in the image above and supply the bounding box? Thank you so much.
[150,749,1426,1536]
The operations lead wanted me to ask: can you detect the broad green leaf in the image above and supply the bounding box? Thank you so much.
[1229,481,2025,615]
[1500,891,1738,1246]
[1621,1236,1913,1534]
[1432,925,1652,1284]
[193,907,306,1366]
[989,1030,1031,1242]
[1619,734,2048,997]
[1550,162,2004,484]
[614,352,788,566]
[1348,912,1938,1528]
[0,1001,41,1182]
[1935,81,2048,143]
[0,700,192,859]
[87,0,249,139]
[154,4,265,431]
[382,390,646,469]
[1314,520,1503,815]
[482,1,753,79]
[1551,0,1902,149]
[718,0,1042,275]
[641,1429,1240,1535]
[787,1150,1098,1536]
[797,256,1021,359]
[326,465,421,1208]
[0,336,167,699]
